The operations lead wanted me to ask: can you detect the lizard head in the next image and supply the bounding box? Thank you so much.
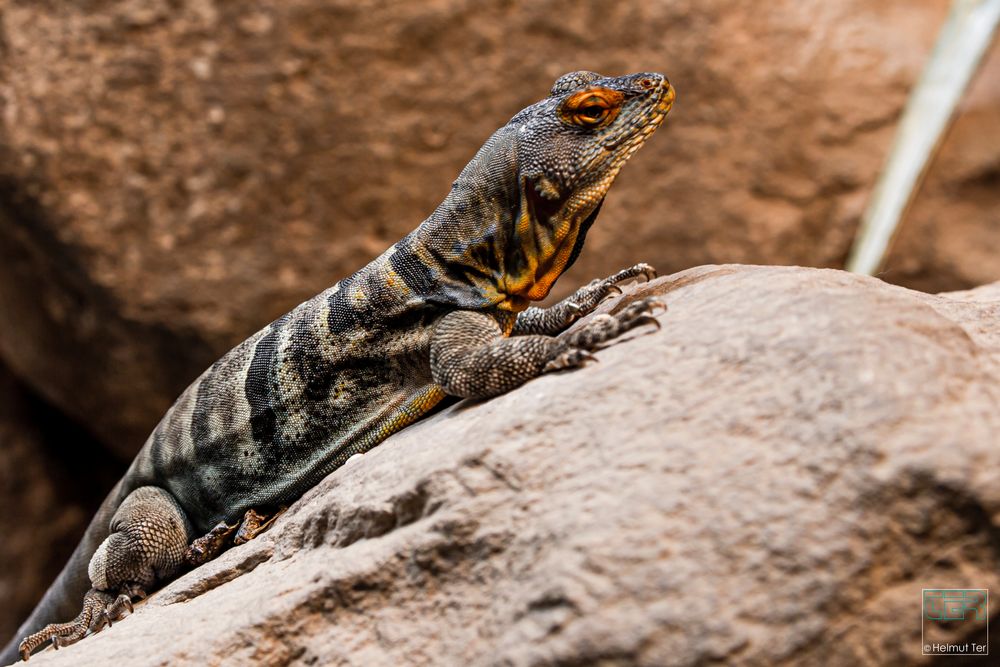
[501,70,675,304]
[519,70,673,202]
[412,71,673,312]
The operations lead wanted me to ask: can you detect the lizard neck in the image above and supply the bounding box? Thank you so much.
[499,176,602,305]
[408,125,601,313]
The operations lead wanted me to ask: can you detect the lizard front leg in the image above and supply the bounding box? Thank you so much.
[185,506,287,566]
[18,487,191,660]
[431,296,662,400]
[234,507,287,545]
[184,520,238,566]
[511,263,657,336]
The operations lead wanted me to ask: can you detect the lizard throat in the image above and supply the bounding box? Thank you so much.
[499,177,598,308]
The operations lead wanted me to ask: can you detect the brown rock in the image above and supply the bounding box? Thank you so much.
[2,0,999,456]
[16,265,1000,666]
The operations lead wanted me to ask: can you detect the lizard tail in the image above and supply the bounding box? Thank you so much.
[0,481,125,664]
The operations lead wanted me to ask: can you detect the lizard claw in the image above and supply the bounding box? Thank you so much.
[561,295,667,351]
[616,299,666,332]
[186,520,238,566]
[620,296,665,317]
[544,347,597,372]
[603,284,623,298]
[51,632,80,652]
[89,608,110,633]
[632,314,662,331]
[557,264,660,324]
[90,588,139,635]
[608,262,657,286]
[562,301,584,324]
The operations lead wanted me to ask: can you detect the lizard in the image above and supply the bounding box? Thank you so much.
[3,69,674,663]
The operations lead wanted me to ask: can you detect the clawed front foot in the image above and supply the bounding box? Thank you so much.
[431,274,665,400]
[553,263,659,329]
[573,262,657,312]
[186,507,287,566]
[576,296,665,346]
[545,297,665,372]
[185,520,238,566]
[234,507,287,545]
[606,262,658,284]
[511,263,658,337]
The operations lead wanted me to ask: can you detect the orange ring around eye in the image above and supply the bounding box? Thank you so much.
[560,88,624,128]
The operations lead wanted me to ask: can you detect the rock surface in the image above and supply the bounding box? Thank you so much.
[16,265,1000,667]
[1,0,999,455]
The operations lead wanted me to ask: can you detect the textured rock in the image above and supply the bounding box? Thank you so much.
[2,0,999,455]
[16,265,1000,667]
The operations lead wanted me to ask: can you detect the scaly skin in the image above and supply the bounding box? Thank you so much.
[5,70,674,662]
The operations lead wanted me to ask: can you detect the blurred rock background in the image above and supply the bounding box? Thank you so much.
[0,0,997,642]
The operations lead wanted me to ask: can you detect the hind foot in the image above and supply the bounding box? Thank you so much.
[18,589,114,660]
[90,583,146,633]
[19,486,191,660]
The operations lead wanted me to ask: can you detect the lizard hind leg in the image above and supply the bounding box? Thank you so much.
[18,486,192,661]
[88,486,192,597]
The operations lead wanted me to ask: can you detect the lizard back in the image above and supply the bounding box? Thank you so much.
[128,244,459,532]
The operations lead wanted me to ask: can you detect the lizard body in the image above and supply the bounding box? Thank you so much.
[4,70,673,662]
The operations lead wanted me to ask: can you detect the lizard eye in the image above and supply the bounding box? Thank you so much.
[561,89,622,128]
[579,105,607,120]
[571,96,610,125]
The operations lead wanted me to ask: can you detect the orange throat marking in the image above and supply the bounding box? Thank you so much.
[501,189,588,309]
[523,223,578,301]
